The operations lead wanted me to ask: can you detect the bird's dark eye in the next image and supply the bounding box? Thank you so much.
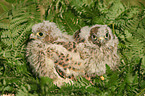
[39,32,43,36]
[105,33,109,38]
[92,35,96,39]
[92,35,97,41]
[37,32,43,37]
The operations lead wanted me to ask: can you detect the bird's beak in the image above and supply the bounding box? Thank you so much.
[30,33,37,39]
[98,36,105,44]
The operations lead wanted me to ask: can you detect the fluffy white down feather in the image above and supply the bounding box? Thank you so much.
[75,24,119,76]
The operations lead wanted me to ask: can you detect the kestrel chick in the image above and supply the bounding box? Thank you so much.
[74,24,119,77]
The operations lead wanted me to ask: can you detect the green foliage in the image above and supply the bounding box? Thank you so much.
[0,0,144,95]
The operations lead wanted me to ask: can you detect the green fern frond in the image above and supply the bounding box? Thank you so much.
[106,0,125,20]
[0,0,145,95]
[0,1,43,94]
[0,22,9,29]
[14,23,33,46]
[55,10,84,34]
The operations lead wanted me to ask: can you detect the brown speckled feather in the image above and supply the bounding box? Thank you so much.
[54,41,77,52]
[47,42,85,80]
[74,29,86,43]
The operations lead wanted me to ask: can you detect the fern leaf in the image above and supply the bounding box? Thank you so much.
[14,23,33,46]
[106,0,125,20]
[0,22,9,29]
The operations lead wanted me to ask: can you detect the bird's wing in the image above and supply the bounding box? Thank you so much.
[47,41,85,80]
[73,29,86,43]
[26,40,58,78]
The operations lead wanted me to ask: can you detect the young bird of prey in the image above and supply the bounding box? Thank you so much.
[26,21,85,87]
[73,24,119,78]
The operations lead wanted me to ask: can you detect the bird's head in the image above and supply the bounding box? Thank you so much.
[89,25,113,47]
[29,21,62,43]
